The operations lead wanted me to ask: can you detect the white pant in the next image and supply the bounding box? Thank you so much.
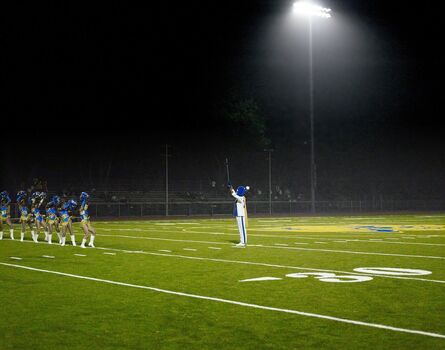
[236,216,247,244]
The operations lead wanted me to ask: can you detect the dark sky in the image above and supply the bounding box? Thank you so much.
[2,1,444,199]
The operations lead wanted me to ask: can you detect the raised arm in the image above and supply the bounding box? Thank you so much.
[230,188,243,202]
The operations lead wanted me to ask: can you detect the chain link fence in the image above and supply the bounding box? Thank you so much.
[10,200,444,218]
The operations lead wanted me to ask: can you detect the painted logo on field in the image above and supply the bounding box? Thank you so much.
[258,224,445,233]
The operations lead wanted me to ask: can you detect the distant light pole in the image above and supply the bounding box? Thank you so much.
[164,144,170,216]
[292,1,331,213]
[264,149,274,215]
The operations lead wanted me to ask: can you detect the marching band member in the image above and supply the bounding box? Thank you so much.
[229,185,249,247]
[0,191,14,240]
[17,191,34,241]
[60,199,77,246]
[79,192,96,248]
[30,192,48,242]
[46,195,61,244]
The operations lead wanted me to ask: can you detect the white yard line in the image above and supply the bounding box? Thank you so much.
[254,244,445,260]
[100,234,227,246]
[92,246,445,285]
[96,228,445,246]
[103,252,116,256]
[183,248,197,251]
[208,247,222,250]
[158,250,172,253]
[42,255,55,259]
[257,220,292,223]
[10,257,22,260]
[1,262,443,340]
[98,234,445,260]
[74,254,87,257]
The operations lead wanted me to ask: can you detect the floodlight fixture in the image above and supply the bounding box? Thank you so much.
[292,2,332,18]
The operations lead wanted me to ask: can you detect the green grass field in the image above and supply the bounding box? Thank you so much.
[1,214,445,349]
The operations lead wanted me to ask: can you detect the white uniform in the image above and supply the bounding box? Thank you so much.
[231,189,247,245]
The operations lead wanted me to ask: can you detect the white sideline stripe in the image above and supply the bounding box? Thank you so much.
[314,242,327,244]
[208,247,222,250]
[94,247,445,285]
[97,228,445,247]
[103,252,116,256]
[183,248,197,251]
[0,262,443,340]
[10,257,22,260]
[294,242,308,245]
[274,243,288,246]
[158,250,172,253]
[98,234,445,260]
[74,254,87,257]
[42,255,55,259]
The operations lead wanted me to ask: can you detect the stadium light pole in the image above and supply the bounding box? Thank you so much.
[292,1,331,213]
[264,149,274,215]
[165,144,170,216]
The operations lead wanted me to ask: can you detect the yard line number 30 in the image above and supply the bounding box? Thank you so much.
[240,268,432,284]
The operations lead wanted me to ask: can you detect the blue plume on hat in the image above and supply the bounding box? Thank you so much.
[236,186,246,196]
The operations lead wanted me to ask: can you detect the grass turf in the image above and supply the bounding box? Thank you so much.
[1,214,444,349]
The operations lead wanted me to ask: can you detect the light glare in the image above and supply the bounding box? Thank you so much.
[292,2,332,18]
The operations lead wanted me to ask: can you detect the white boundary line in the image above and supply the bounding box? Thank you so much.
[1,262,443,339]
[98,234,445,260]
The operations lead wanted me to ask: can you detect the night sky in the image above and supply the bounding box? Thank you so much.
[3,1,444,199]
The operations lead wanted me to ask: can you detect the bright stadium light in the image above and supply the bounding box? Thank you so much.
[291,1,332,213]
[292,2,331,18]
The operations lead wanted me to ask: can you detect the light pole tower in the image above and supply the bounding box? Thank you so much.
[264,149,274,215]
[292,1,331,213]
[164,144,170,216]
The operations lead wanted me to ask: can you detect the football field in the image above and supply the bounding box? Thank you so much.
[1,214,445,349]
